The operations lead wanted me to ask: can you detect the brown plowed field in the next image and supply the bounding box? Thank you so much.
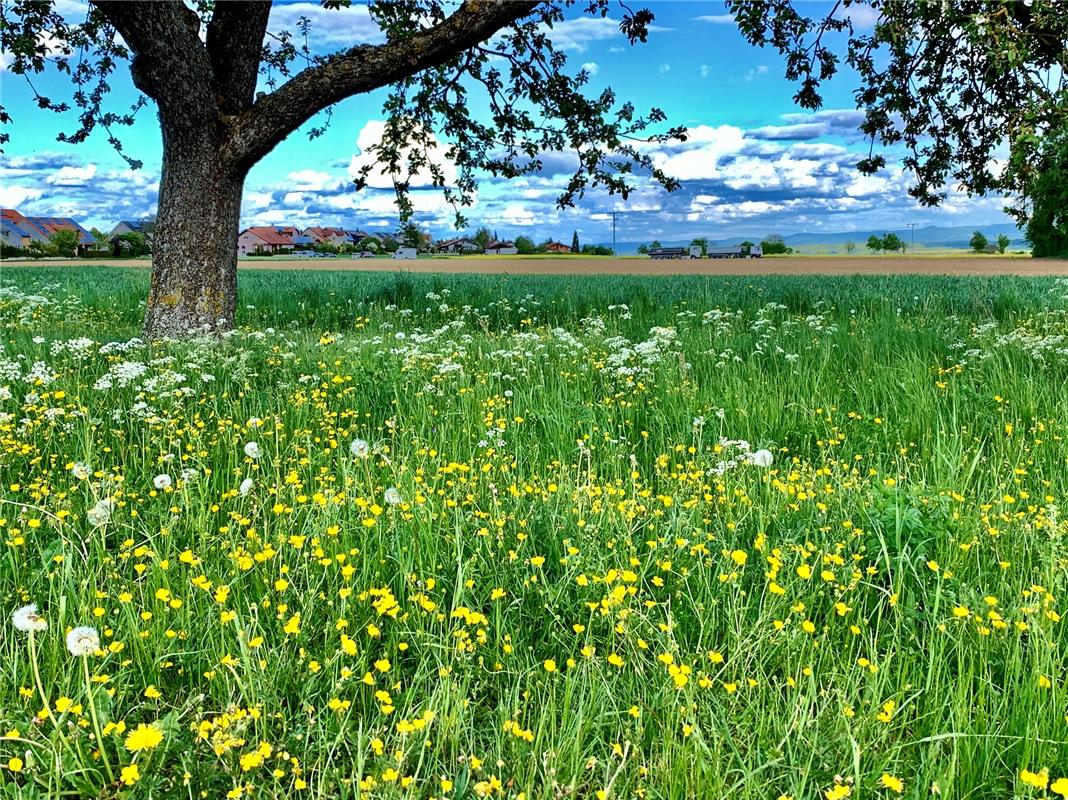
[6,256,1068,276]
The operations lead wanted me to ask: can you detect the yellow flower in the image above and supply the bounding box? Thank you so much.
[125,723,164,752]
[7,757,24,773]
[824,785,851,800]
[120,763,141,785]
[1051,777,1068,798]
[543,659,557,672]
[879,773,904,793]
[1020,769,1049,790]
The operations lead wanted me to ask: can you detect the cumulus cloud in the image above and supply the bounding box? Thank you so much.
[694,14,735,24]
[266,2,385,47]
[581,61,599,75]
[537,16,671,52]
[347,119,457,189]
[0,185,44,207]
[46,164,97,185]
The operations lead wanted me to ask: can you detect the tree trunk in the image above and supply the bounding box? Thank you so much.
[143,122,245,339]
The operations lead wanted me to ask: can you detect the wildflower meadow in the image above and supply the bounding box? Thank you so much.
[2,267,1068,799]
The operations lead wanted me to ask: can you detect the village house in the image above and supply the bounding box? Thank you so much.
[544,241,572,253]
[2,208,93,250]
[484,239,518,255]
[237,226,295,255]
[302,226,350,245]
[109,219,156,242]
[437,237,481,254]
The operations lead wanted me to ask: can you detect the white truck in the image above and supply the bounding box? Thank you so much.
[707,244,763,259]
[648,245,702,260]
[392,247,417,260]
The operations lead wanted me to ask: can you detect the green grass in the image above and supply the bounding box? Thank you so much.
[2,268,1068,799]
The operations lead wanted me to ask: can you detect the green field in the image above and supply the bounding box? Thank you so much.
[3,267,1068,799]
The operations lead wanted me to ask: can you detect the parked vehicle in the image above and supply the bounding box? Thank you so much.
[649,245,702,260]
[392,247,418,260]
[352,252,377,259]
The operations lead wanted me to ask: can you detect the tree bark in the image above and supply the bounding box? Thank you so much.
[144,122,245,339]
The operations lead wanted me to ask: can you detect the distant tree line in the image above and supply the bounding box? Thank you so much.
[637,234,792,255]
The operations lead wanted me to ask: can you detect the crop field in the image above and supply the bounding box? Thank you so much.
[3,266,1068,799]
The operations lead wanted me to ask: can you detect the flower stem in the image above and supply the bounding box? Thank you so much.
[27,631,61,735]
[81,655,114,784]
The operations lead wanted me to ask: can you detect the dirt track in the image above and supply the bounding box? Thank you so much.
[6,256,1068,276]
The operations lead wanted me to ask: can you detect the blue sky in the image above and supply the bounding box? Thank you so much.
[0,1,1013,244]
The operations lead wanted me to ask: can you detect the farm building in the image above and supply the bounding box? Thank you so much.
[484,239,518,255]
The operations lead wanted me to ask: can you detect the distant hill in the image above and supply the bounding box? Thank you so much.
[602,223,1024,254]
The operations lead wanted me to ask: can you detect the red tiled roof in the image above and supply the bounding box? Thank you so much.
[244,226,294,246]
[1,209,29,224]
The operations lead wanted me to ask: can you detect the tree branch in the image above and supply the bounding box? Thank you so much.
[230,0,539,169]
[207,1,273,114]
[92,0,216,128]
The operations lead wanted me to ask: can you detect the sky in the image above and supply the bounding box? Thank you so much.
[0,0,1015,245]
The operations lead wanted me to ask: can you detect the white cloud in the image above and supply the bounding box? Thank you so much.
[835,3,881,29]
[287,169,338,191]
[267,2,385,47]
[699,64,710,78]
[694,14,735,24]
[46,164,97,185]
[0,185,44,207]
[499,203,537,226]
[745,65,768,81]
[647,125,747,180]
[659,63,671,74]
[348,119,457,189]
[536,16,671,53]
[581,61,599,75]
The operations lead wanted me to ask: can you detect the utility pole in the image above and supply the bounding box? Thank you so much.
[907,222,918,253]
[610,210,619,255]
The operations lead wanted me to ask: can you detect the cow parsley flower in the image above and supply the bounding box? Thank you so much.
[153,473,172,490]
[350,439,370,459]
[12,603,47,632]
[66,626,100,656]
[244,441,262,459]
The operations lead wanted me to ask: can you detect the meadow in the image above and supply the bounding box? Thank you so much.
[2,266,1068,799]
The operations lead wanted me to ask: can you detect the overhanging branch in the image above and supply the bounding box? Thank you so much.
[230,0,540,169]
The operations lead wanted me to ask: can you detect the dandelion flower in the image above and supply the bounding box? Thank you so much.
[125,723,164,752]
[66,626,100,656]
[12,603,47,632]
[244,441,262,459]
[153,473,172,490]
[384,487,403,506]
[239,478,254,496]
[86,498,114,528]
[120,763,140,785]
[350,439,370,459]
[748,449,774,467]
[71,461,91,480]
[879,773,904,793]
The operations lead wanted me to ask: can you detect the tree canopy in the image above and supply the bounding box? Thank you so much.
[0,0,683,336]
[730,1,1068,227]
